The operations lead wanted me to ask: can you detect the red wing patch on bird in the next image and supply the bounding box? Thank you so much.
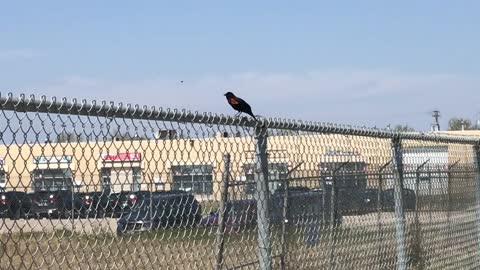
[229,98,240,105]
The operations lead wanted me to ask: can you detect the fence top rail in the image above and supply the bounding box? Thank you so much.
[1,92,479,144]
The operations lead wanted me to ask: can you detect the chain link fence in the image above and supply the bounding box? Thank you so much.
[0,93,479,269]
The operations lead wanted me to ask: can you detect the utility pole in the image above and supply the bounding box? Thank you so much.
[432,110,440,131]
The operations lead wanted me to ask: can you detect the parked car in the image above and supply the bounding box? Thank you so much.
[200,199,257,232]
[28,190,84,218]
[200,187,343,232]
[358,187,416,213]
[0,190,32,219]
[361,188,380,211]
[271,187,343,226]
[110,190,154,218]
[116,191,202,235]
[78,190,121,218]
[74,190,148,219]
[382,188,416,211]
[78,191,101,218]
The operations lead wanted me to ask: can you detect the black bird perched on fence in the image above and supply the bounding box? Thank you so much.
[224,92,257,121]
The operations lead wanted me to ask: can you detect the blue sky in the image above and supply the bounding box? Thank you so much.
[1,1,479,130]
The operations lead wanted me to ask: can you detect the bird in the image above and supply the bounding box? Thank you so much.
[224,92,257,121]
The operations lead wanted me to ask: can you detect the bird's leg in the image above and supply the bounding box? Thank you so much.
[235,112,242,117]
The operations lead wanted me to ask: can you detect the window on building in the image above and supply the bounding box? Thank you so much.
[132,167,142,192]
[171,165,213,194]
[101,168,112,192]
[32,169,73,192]
[101,167,142,193]
[243,163,288,195]
[0,171,5,189]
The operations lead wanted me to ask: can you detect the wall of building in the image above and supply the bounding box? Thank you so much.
[0,130,477,200]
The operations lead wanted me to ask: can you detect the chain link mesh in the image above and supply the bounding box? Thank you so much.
[0,93,479,269]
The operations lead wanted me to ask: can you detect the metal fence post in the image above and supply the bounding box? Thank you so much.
[377,160,392,258]
[148,174,153,231]
[473,142,480,262]
[447,160,460,225]
[280,175,289,270]
[322,179,326,227]
[391,137,408,270]
[331,161,349,227]
[215,153,231,270]
[428,171,432,225]
[254,125,272,270]
[330,170,338,230]
[412,159,429,268]
[280,162,303,270]
[328,161,349,269]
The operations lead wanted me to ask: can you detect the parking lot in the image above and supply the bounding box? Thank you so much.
[0,217,118,235]
[1,208,475,235]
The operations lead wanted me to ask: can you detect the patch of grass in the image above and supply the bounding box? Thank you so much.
[0,215,478,269]
[0,225,392,269]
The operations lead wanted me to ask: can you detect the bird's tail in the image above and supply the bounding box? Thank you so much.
[248,113,257,121]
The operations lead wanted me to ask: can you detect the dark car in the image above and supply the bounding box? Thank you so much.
[110,191,152,218]
[361,188,380,212]
[271,187,343,226]
[315,184,383,216]
[358,187,417,213]
[0,191,32,219]
[116,191,202,235]
[76,191,145,219]
[75,190,144,219]
[200,199,257,232]
[29,190,84,218]
[382,188,416,211]
[200,187,343,232]
[78,192,100,218]
[78,190,120,218]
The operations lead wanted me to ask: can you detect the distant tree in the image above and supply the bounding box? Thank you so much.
[448,118,473,131]
[275,130,296,136]
[111,129,146,141]
[393,124,415,132]
[473,120,480,130]
[154,130,177,139]
[57,131,84,143]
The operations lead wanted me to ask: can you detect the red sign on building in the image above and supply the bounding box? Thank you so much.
[101,152,142,162]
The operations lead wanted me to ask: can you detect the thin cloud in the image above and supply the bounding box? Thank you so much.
[0,49,34,59]
[20,69,480,130]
